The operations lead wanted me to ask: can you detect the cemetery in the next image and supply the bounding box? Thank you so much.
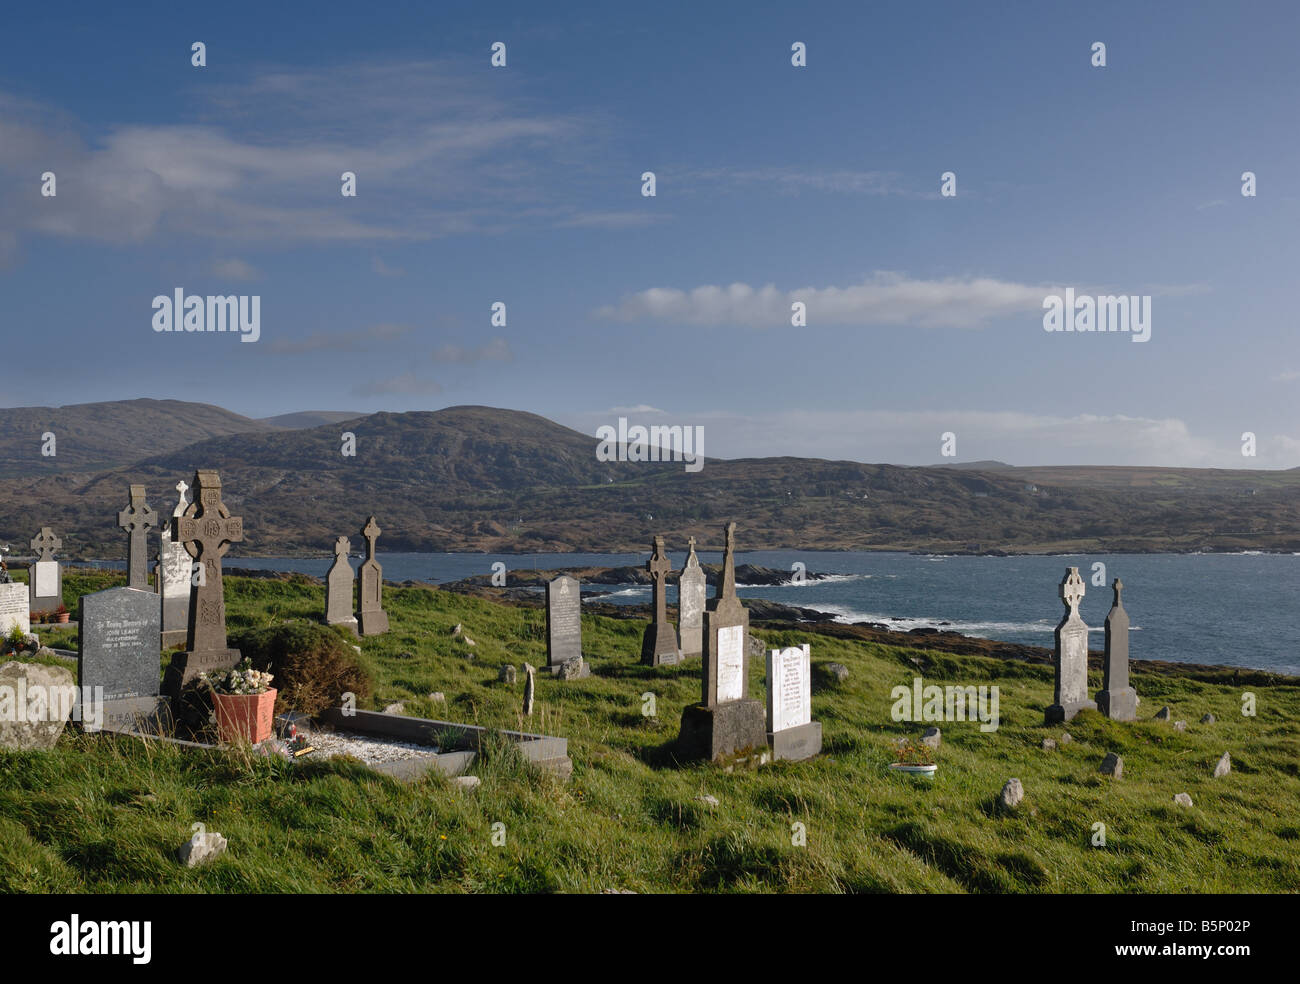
[0,478,1297,893]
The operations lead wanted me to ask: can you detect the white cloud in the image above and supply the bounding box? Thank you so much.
[351,372,442,397]
[596,272,1055,328]
[430,337,513,364]
[211,257,261,281]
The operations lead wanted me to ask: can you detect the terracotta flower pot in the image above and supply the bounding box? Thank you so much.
[55,612,70,624]
[213,688,278,744]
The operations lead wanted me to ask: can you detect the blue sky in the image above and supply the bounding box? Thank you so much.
[2,0,1297,467]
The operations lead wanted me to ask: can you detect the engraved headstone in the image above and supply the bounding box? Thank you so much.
[157,480,192,648]
[1096,578,1137,721]
[1045,567,1097,723]
[28,526,62,614]
[678,522,767,761]
[640,535,681,666]
[163,470,244,697]
[677,536,706,659]
[117,484,157,590]
[545,575,589,678]
[79,586,167,732]
[0,582,30,637]
[765,643,822,761]
[356,517,389,636]
[324,535,358,634]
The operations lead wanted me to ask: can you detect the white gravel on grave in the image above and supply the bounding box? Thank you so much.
[300,727,439,764]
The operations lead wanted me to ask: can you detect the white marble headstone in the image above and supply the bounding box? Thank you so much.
[766,644,811,732]
[715,624,744,702]
[0,583,29,636]
[33,561,58,598]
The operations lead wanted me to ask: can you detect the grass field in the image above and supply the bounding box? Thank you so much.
[1,570,1298,893]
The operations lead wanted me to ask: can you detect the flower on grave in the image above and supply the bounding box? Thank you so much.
[201,658,274,696]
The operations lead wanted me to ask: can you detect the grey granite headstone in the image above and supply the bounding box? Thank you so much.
[356,516,389,636]
[324,535,358,634]
[765,643,821,761]
[28,526,62,613]
[640,535,681,666]
[117,484,157,591]
[545,575,589,678]
[677,537,705,659]
[163,470,244,697]
[0,582,29,637]
[1045,567,1097,723]
[678,522,767,761]
[79,585,166,732]
[1096,578,1137,721]
[157,480,192,648]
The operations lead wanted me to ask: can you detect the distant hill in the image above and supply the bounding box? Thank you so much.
[259,411,365,430]
[0,399,269,477]
[933,460,1015,470]
[1,404,1299,557]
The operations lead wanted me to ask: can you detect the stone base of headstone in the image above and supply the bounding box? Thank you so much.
[358,610,389,636]
[89,696,173,736]
[640,622,681,666]
[163,648,242,699]
[326,615,360,637]
[1096,688,1138,721]
[677,699,768,763]
[160,628,189,649]
[544,656,590,680]
[1045,698,1097,724]
[768,721,822,762]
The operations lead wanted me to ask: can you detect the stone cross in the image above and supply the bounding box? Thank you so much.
[640,534,680,666]
[356,516,389,635]
[167,470,244,690]
[118,484,158,590]
[31,527,61,561]
[1046,566,1096,723]
[1097,577,1137,720]
[173,480,190,517]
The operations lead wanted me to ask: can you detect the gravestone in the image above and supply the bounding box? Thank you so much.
[545,575,590,678]
[324,535,358,635]
[157,480,192,648]
[78,586,167,732]
[677,537,706,659]
[1096,578,1137,721]
[0,660,76,750]
[678,522,767,761]
[356,517,389,636]
[1045,567,1097,723]
[0,582,30,637]
[162,470,244,697]
[117,484,157,591]
[28,526,62,614]
[765,643,822,761]
[640,535,681,666]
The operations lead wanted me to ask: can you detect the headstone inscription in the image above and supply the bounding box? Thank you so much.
[677,537,705,659]
[157,480,192,648]
[0,581,30,637]
[545,574,590,678]
[163,470,244,697]
[765,643,822,761]
[678,522,767,761]
[1096,578,1137,720]
[117,484,157,590]
[78,586,167,732]
[640,535,681,666]
[324,535,358,634]
[28,526,62,614]
[356,517,389,636]
[1045,567,1097,723]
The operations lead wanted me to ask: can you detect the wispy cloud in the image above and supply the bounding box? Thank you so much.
[679,166,929,199]
[351,372,442,397]
[371,256,405,277]
[430,337,513,364]
[210,257,261,281]
[267,323,412,354]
